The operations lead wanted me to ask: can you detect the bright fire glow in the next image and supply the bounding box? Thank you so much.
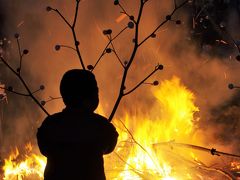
[112,76,199,179]
[231,161,240,171]
[3,143,46,180]
[3,76,223,179]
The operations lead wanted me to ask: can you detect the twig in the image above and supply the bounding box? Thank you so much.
[108,0,145,122]
[114,152,142,173]
[92,26,128,70]
[139,0,188,47]
[71,27,85,69]
[112,50,125,68]
[123,64,163,96]
[118,3,136,24]
[0,56,49,116]
[45,96,62,103]
[71,0,85,69]
[72,0,80,28]
[58,45,76,51]
[0,87,29,97]
[53,9,71,28]
[117,118,160,171]
[51,0,85,69]
[154,141,240,158]
[108,35,125,68]
[173,0,177,9]
[16,38,23,74]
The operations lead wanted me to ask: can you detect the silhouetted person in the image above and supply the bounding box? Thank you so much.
[37,69,118,180]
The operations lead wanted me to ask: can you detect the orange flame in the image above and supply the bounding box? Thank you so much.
[3,144,46,180]
[231,161,240,171]
[3,77,207,179]
[105,76,200,179]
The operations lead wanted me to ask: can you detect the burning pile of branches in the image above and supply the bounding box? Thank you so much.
[1,0,240,179]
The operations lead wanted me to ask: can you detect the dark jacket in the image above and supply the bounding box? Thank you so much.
[37,108,118,180]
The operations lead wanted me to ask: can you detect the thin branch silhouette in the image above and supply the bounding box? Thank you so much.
[154,141,240,158]
[108,35,125,68]
[108,0,188,122]
[117,118,161,170]
[139,0,188,47]
[0,86,29,97]
[0,36,49,116]
[117,3,137,24]
[55,44,76,52]
[108,0,145,122]
[92,26,128,70]
[45,96,62,104]
[48,0,85,69]
[123,64,163,96]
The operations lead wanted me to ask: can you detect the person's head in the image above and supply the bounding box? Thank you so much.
[60,69,99,112]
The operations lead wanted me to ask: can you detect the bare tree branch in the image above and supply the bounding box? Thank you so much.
[72,0,80,28]
[118,3,137,24]
[56,44,76,51]
[123,64,163,96]
[108,0,145,122]
[50,1,85,69]
[139,0,188,47]
[0,54,49,116]
[53,9,72,28]
[16,38,23,74]
[154,141,240,158]
[113,152,144,173]
[108,0,188,121]
[45,96,62,104]
[0,86,29,97]
[173,0,177,8]
[117,118,160,170]
[71,29,85,69]
[92,26,128,70]
[71,0,85,69]
[108,35,125,68]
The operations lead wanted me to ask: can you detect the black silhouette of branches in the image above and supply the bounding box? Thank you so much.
[91,26,128,70]
[3,0,239,178]
[46,0,85,69]
[108,0,188,122]
[0,34,49,116]
[46,0,189,170]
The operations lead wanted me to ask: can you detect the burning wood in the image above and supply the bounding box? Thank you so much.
[1,77,240,179]
[1,0,240,179]
[2,143,46,180]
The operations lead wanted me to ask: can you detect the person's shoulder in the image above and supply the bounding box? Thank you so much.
[92,113,116,127]
[92,113,117,130]
[41,112,64,126]
[92,113,109,123]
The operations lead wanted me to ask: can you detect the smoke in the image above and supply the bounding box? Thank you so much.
[1,0,240,162]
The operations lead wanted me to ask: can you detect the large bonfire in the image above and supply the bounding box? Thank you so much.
[3,77,239,179]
